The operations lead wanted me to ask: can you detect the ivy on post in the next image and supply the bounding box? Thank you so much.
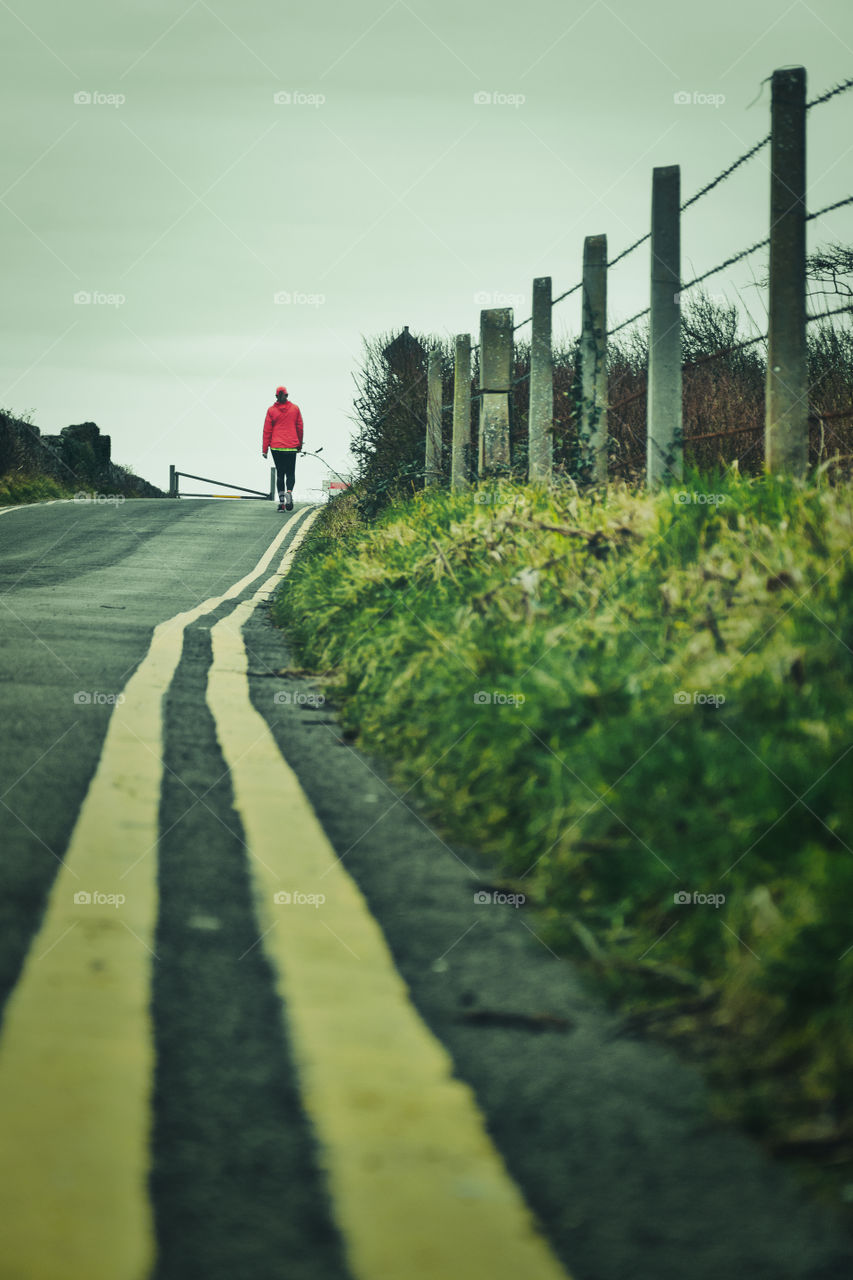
[451,334,472,489]
[478,307,513,478]
[765,66,807,477]
[425,348,442,486]
[579,237,608,483]
[647,165,683,487]
[528,277,553,483]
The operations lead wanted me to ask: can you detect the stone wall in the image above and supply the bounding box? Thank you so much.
[0,414,163,497]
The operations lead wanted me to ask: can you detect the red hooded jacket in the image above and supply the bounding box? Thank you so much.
[263,399,304,452]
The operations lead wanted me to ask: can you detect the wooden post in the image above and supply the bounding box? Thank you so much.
[169,464,177,497]
[478,307,513,477]
[425,348,442,486]
[766,66,807,476]
[270,466,276,499]
[451,334,471,489]
[647,166,682,487]
[579,237,608,483]
[528,277,553,483]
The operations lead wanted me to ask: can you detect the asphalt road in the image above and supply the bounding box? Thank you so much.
[0,496,851,1280]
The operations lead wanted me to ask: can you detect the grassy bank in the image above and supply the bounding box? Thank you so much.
[273,473,853,1190]
[0,472,154,506]
[0,474,82,505]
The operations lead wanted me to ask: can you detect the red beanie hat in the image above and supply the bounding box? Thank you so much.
[276,385,288,395]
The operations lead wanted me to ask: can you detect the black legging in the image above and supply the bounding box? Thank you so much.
[270,449,297,497]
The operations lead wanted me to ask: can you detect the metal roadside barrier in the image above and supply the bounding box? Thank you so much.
[169,466,276,500]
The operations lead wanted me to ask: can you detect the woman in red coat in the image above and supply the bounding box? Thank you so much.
[262,385,304,511]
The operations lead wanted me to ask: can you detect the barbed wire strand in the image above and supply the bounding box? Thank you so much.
[594,394,853,432]
[608,307,650,337]
[474,302,850,417]
[680,423,760,444]
[514,125,778,334]
[606,233,651,272]
[806,302,853,324]
[807,74,853,110]
[588,76,852,292]
[672,194,853,300]
[681,133,771,214]
[670,77,853,222]
[680,235,770,294]
[608,386,646,415]
[608,333,769,416]
[503,84,853,336]
[619,420,761,459]
[551,280,584,307]
[410,78,853,410]
[685,332,768,368]
[512,281,582,334]
[806,192,853,222]
[608,192,853,339]
[448,268,851,418]
[809,406,853,421]
[620,404,853,457]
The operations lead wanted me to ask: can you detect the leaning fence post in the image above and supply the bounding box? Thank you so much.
[765,66,808,477]
[425,348,442,486]
[451,334,472,489]
[580,237,608,482]
[478,307,513,477]
[647,165,682,487]
[528,277,553,483]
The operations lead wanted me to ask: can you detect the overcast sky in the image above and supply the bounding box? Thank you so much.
[1,0,851,498]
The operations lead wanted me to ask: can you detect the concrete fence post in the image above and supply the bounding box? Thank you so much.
[478,307,513,477]
[579,236,608,482]
[425,348,443,486]
[528,277,553,483]
[451,334,472,489]
[647,165,682,487]
[765,66,808,477]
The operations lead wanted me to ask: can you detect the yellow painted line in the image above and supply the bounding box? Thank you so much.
[0,507,314,1280]
[206,548,573,1279]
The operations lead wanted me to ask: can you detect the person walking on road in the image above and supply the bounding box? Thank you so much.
[263,385,304,512]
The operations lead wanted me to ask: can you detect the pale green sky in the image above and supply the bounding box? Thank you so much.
[1,0,851,496]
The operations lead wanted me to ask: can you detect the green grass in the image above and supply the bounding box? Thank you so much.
[0,471,152,505]
[274,473,853,1160]
[0,474,81,504]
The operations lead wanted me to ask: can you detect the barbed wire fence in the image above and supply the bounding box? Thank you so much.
[374,68,853,489]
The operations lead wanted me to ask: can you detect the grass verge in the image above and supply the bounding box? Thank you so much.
[0,474,83,505]
[272,472,853,1212]
[0,471,154,506]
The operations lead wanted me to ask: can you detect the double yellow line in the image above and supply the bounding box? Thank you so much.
[0,508,316,1279]
[0,507,572,1280]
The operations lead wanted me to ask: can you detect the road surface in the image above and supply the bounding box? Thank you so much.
[0,496,851,1280]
